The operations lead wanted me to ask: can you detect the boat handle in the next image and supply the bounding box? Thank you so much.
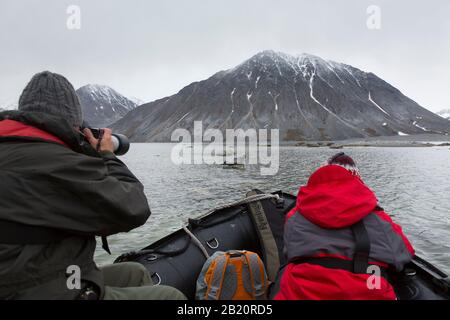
[146,254,158,261]
[151,272,162,285]
[206,238,219,249]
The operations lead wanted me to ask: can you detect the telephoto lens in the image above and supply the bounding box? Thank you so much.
[111,133,130,156]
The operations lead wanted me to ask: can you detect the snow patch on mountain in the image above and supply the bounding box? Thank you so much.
[368,91,390,116]
[412,121,429,132]
[76,84,137,127]
[129,97,145,107]
[437,109,450,120]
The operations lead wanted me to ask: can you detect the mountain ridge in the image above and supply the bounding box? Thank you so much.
[437,109,450,120]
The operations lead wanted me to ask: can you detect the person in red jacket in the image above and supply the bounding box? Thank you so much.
[273,153,415,300]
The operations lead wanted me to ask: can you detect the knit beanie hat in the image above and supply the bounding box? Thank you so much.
[327,152,360,176]
[18,71,83,127]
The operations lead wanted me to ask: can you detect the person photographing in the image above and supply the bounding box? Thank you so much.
[0,71,185,300]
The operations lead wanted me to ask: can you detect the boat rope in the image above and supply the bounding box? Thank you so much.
[181,193,280,260]
[182,225,210,259]
[195,193,280,219]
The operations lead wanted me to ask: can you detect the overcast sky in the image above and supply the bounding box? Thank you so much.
[0,0,449,112]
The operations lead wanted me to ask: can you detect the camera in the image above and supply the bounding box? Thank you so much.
[82,122,130,156]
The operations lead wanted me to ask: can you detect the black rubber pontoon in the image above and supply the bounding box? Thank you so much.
[115,190,449,300]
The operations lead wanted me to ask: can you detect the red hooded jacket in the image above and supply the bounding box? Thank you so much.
[274,165,414,300]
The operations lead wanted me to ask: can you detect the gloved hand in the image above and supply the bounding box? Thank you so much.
[83,128,115,153]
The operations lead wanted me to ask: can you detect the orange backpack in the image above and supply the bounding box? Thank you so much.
[196,250,268,300]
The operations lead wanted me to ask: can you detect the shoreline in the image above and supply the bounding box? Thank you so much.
[129,134,450,148]
[289,133,450,148]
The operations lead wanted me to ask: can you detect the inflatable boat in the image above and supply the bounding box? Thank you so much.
[115,190,450,300]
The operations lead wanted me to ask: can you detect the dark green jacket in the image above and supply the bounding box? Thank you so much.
[0,111,151,299]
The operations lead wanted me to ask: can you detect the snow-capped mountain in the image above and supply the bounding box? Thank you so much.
[76,84,137,128]
[437,109,450,120]
[112,50,450,141]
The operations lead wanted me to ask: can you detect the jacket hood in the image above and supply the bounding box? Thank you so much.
[297,165,378,228]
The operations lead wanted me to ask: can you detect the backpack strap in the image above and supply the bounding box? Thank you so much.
[205,253,229,300]
[351,219,371,274]
[243,252,267,300]
[290,257,389,280]
[246,190,280,282]
[0,219,72,244]
[0,219,112,255]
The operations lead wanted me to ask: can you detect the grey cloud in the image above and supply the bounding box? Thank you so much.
[0,0,449,111]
